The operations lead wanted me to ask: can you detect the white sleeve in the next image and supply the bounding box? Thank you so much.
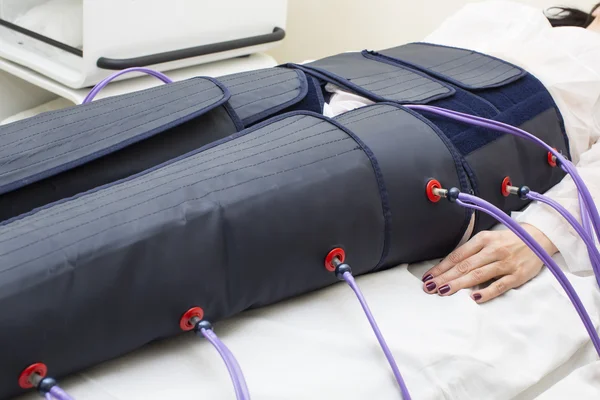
[423,0,548,54]
[514,136,600,274]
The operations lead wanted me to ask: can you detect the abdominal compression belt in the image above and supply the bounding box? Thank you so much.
[0,42,569,398]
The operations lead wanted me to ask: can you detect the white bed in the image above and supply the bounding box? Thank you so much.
[13,224,600,400]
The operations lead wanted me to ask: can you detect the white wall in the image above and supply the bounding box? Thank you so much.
[268,0,598,63]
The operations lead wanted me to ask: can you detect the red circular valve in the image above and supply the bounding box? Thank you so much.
[179,307,204,331]
[426,179,442,203]
[325,248,345,272]
[501,176,512,197]
[547,148,557,167]
[18,363,47,389]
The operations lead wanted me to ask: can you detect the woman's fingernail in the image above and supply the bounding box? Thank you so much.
[422,274,433,282]
[426,281,437,291]
[439,285,450,295]
[473,293,482,301]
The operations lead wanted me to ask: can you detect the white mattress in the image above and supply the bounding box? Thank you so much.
[14,235,600,399]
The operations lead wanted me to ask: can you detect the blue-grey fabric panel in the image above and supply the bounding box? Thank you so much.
[291,51,454,104]
[377,42,525,90]
[0,77,228,196]
[0,105,238,223]
[0,113,386,398]
[219,67,308,125]
[335,104,470,267]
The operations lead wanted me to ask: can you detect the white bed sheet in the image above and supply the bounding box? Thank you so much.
[536,361,600,399]
[14,243,600,400]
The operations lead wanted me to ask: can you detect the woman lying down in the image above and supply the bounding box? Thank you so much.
[323,0,600,303]
[1,2,598,399]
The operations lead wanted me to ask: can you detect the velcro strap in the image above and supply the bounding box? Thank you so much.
[374,42,525,90]
[219,67,308,126]
[0,77,229,196]
[287,51,455,104]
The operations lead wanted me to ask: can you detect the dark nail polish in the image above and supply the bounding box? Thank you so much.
[473,293,482,301]
[426,281,437,291]
[422,274,433,282]
[439,285,450,295]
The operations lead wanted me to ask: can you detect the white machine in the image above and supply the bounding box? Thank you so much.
[0,0,286,125]
[0,0,287,89]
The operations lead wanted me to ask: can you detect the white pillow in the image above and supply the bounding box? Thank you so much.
[13,0,83,49]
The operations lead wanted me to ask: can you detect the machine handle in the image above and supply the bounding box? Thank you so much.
[97,27,286,70]
[0,18,83,57]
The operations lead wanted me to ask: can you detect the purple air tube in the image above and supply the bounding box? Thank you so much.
[455,192,600,356]
[200,328,250,400]
[220,345,249,398]
[341,271,412,400]
[48,386,75,400]
[527,191,600,285]
[580,192,593,238]
[82,68,173,104]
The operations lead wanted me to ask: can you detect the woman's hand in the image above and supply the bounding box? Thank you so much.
[421,223,558,303]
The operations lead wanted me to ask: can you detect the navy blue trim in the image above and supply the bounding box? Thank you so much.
[520,72,571,160]
[226,109,392,270]
[3,108,278,226]
[222,101,245,131]
[472,91,500,115]
[370,42,526,90]
[2,110,393,272]
[286,53,455,105]
[0,76,232,197]
[360,51,456,102]
[454,99,562,157]
[459,157,479,232]
[554,103,570,160]
[459,158,479,196]
[237,69,310,127]
[316,113,392,270]
[334,102,473,259]
[460,87,500,115]
[285,63,342,90]
[391,103,474,247]
[311,76,325,112]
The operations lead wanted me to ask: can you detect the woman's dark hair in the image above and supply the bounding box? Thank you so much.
[546,2,600,27]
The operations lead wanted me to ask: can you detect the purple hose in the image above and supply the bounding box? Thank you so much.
[200,328,250,400]
[205,329,251,399]
[82,67,173,104]
[563,160,595,242]
[48,386,75,400]
[342,272,412,399]
[527,191,600,285]
[580,192,593,239]
[456,192,600,356]
[221,345,250,398]
[199,329,243,399]
[406,104,600,244]
[44,393,53,400]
